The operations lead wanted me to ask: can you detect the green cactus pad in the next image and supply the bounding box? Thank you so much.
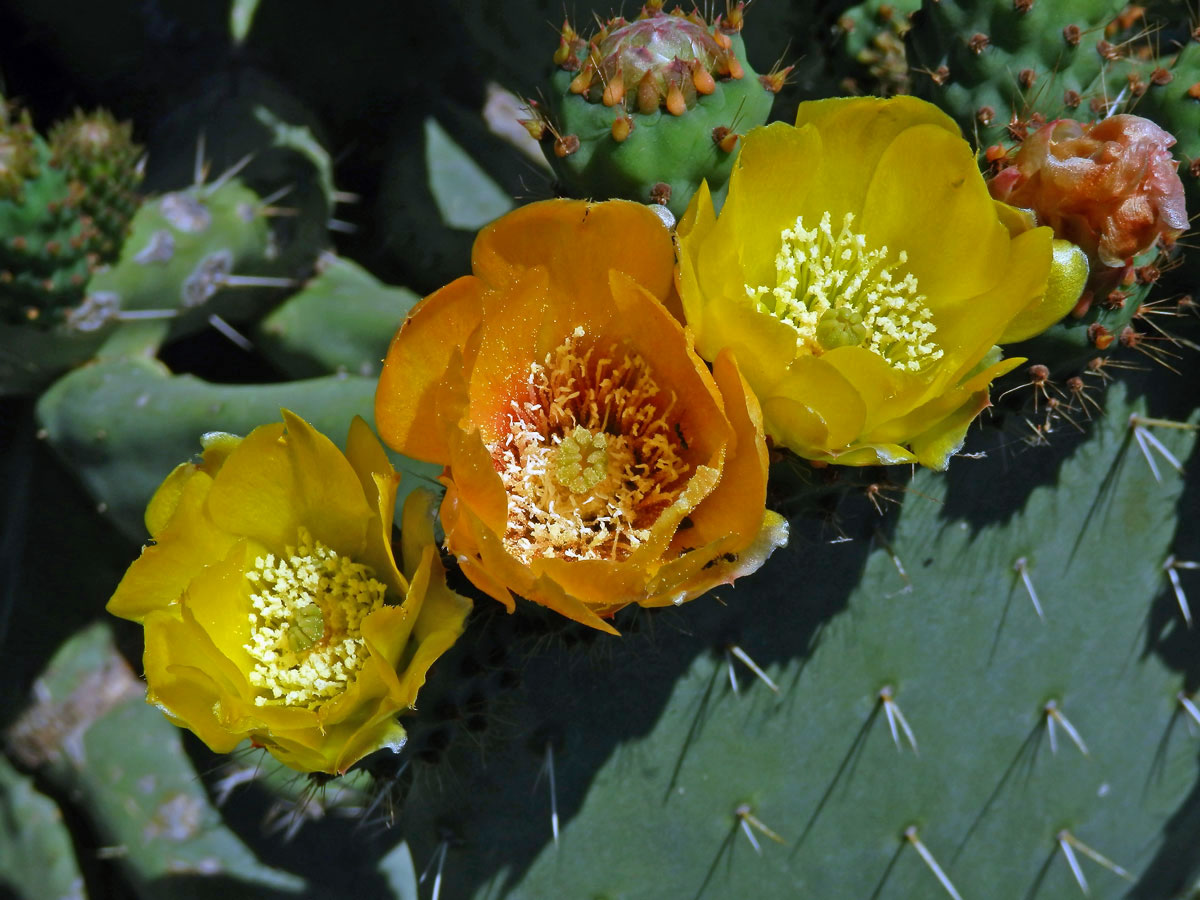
[6,622,306,899]
[0,755,86,900]
[385,383,1198,899]
[834,0,922,96]
[906,0,1129,148]
[257,254,420,379]
[34,357,439,541]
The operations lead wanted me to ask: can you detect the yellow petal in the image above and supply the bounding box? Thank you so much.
[345,415,408,596]
[108,470,238,623]
[793,96,962,222]
[867,355,1023,449]
[859,123,1009,306]
[816,346,925,436]
[909,387,995,470]
[204,413,372,558]
[818,443,918,467]
[677,178,717,246]
[179,540,259,677]
[764,354,867,453]
[923,227,1051,394]
[331,716,408,774]
[142,607,249,755]
[721,121,823,291]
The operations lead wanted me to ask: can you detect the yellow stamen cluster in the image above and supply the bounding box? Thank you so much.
[492,326,689,563]
[746,211,943,373]
[243,528,386,709]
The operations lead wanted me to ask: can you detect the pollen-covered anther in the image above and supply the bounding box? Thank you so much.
[490,327,690,563]
[745,211,943,372]
[242,528,386,709]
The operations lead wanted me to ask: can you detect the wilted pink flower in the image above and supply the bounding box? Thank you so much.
[989,114,1188,267]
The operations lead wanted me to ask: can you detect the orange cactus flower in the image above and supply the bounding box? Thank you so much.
[375,199,788,634]
[107,413,471,774]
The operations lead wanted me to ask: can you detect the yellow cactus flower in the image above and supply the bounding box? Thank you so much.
[107,412,471,775]
[676,96,1080,468]
[375,199,788,634]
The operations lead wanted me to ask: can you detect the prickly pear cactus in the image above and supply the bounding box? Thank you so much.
[0,100,148,393]
[534,3,779,216]
[906,0,1126,145]
[834,0,921,96]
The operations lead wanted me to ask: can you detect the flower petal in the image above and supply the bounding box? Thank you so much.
[108,469,238,622]
[860,123,1010,306]
[471,198,677,312]
[375,275,486,463]
[721,121,823,291]
[345,415,408,596]
[142,607,250,755]
[764,354,867,453]
[205,413,372,558]
[998,238,1088,344]
[671,349,770,553]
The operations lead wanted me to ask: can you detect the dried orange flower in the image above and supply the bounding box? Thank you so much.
[375,199,787,633]
[989,115,1188,266]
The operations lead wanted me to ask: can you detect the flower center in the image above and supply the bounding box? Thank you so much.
[746,211,943,373]
[491,326,689,563]
[554,425,610,494]
[243,528,386,709]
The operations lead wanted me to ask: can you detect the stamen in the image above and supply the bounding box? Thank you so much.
[243,528,386,709]
[490,327,690,563]
[746,211,943,372]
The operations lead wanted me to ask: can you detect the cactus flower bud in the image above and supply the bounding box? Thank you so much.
[0,99,37,202]
[988,115,1188,267]
[538,5,775,216]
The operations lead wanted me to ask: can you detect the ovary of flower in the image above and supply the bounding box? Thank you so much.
[745,211,943,373]
[242,528,386,709]
[490,327,689,564]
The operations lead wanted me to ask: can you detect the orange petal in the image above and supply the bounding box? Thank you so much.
[671,349,769,554]
[375,275,486,462]
[471,199,677,312]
